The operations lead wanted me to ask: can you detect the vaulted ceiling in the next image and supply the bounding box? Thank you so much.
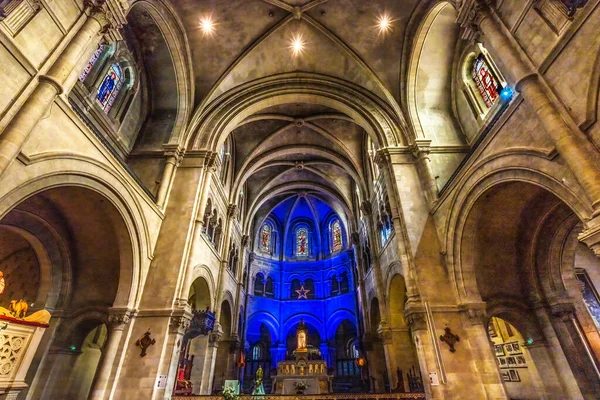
[171,0,420,110]
[143,0,450,236]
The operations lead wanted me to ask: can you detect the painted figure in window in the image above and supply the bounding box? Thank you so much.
[79,45,104,83]
[296,228,308,256]
[96,63,123,113]
[331,220,342,252]
[261,224,271,252]
[472,54,500,108]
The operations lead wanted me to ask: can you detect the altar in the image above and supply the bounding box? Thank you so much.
[272,320,331,394]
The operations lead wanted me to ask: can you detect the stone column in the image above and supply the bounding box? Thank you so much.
[549,301,600,398]
[0,5,112,176]
[374,150,422,304]
[458,304,507,399]
[213,204,238,320]
[111,156,206,399]
[469,2,600,213]
[200,330,222,394]
[156,145,184,209]
[411,139,438,207]
[405,311,435,399]
[88,309,133,400]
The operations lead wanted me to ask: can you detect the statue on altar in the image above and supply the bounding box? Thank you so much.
[297,319,307,350]
[252,365,265,395]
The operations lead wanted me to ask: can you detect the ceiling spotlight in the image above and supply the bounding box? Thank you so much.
[377,13,394,34]
[200,16,215,36]
[290,34,305,56]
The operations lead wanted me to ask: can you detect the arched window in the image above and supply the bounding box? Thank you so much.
[290,279,301,299]
[251,344,263,360]
[340,272,349,294]
[304,279,315,300]
[331,219,342,253]
[296,228,309,257]
[261,224,271,253]
[254,273,265,296]
[96,63,124,114]
[331,275,340,296]
[471,54,500,109]
[265,277,274,298]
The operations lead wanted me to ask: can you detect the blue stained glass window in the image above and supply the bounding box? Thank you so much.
[296,228,308,257]
[79,45,104,83]
[576,270,600,329]
[96,63,123,114]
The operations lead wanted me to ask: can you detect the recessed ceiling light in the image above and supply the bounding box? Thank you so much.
[377,13,394,34]
[290,34,305,56]
[200,16,215,36]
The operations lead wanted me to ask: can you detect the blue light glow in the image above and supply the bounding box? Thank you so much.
[500,86,514,101]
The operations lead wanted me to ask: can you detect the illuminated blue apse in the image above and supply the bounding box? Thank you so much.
[245,193,360,373]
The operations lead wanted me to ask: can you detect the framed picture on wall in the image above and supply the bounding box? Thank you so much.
[506,356,517,367]
[501,370,510,382]
[494,344,504,356]
[498,357,507,367]
[509,369,520,382]
[505,342,522,355]
[515,355,527,367]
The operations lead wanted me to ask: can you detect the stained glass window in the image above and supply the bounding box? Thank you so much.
[331,220,342,252]
[96,63,123,114]
[79,45,104,83]
[472,54,500,108]
[296,228,308,257]
[261,224,271,253]
[576,270,600,329]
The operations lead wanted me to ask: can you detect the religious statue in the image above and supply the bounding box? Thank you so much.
[297,319,307,349]
[252,365,265,395]
[0,271,5,295]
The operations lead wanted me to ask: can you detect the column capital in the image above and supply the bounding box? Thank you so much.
[377,322,393,345]
[579,216,600,256]
[458,302,488,326]
[169,307,193,335]
[456,0,494,41]
[548,297,576,321]
[360,201,372,216]
[241,234,250,248]
[163,144,185,165]
[409,139,433,158]
[227,203,238,218]
[107,308,135,331]
[405,305,428,331]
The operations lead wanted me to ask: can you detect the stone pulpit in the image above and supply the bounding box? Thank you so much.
[272,320,330,394]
